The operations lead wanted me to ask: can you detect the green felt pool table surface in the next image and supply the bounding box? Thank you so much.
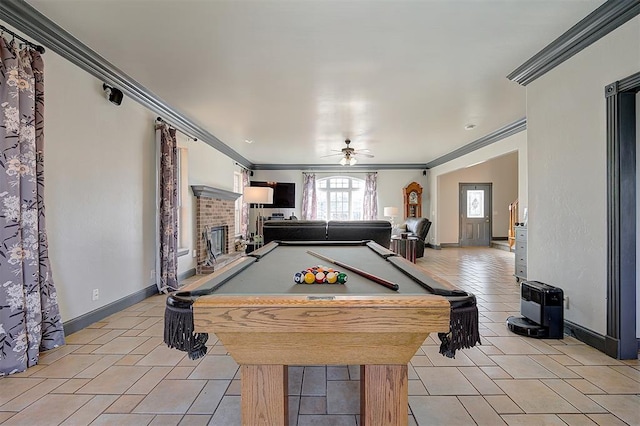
[193,240,458,297]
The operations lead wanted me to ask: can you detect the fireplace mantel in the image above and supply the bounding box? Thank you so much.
[191,185,242,200]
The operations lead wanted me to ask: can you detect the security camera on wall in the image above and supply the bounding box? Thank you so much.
[102,83,123,106]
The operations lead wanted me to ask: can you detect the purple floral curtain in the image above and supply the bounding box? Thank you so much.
[157,124,178,292]
[301,172,317,220]
[241,169,250,238]
[0,38,65,376]
[363,172,378,220]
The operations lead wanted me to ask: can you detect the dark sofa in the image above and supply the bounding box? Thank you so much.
[402,217,432,258]
[326,220,391,247]
[263,220,391,247]
[262,220,327,242]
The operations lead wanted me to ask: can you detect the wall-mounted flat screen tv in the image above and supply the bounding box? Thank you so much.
[250,181,296,208]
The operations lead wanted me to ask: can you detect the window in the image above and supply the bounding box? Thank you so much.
[466,190,484,218]
[177,147,189,252]
[233,171,243,236]
[316,176,364,220]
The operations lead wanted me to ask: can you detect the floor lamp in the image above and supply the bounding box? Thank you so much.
[243,186,274,249]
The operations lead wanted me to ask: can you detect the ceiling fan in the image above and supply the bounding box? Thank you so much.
[322,139,374,166]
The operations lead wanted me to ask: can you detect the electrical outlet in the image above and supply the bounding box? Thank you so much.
[564,296,569,309]
[192,249,197,258]
[92,289,99,301]
[150,269,156,280]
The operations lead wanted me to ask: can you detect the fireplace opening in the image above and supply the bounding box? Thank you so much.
[210,225,227,258]
[204,225,228,267]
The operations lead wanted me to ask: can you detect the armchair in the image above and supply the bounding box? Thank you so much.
[402,217,432,258]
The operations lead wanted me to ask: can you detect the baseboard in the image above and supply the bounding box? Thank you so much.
[426,243,441,250]
[440,243,459,248]
[603,335,640,359]
[492,237,508,241]
[63,284,159,336]
[563,320,606,353]
[178,268,196,282]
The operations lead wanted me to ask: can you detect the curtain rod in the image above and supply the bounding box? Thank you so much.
[0,24,44,53]
[234,162,249,171]
[156,117,197,141]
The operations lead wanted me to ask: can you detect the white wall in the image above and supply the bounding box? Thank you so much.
[526,17,639,335]
[427,130,527,246]
[38,34,238,322]
[437,152,518,244]
[44,51,157,320]
[376,170,429,222]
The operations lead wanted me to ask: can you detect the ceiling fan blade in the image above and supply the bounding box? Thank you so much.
[323,138,375,160]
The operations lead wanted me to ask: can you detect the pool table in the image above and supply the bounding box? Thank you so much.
[165,241,479,425]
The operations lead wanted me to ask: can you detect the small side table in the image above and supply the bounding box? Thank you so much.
[391,236,418,263]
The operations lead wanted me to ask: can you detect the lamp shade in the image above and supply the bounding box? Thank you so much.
[243,186,274,204]
[383,206,399,217]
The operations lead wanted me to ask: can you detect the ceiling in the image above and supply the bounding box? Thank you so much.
[26,0,604,167]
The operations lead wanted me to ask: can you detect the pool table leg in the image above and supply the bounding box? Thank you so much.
[360,364,408,426]
[241,364,288,425]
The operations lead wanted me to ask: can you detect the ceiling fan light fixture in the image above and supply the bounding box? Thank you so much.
[325,139,372,165]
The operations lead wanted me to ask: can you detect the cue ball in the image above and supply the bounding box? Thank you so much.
[337,273,348,284]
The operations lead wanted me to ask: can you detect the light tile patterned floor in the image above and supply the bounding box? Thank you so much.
[1,247,638,425]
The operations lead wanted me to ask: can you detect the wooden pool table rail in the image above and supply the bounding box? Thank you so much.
[194,294,450,365]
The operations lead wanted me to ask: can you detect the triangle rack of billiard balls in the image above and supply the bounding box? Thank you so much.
[294,265,348,284]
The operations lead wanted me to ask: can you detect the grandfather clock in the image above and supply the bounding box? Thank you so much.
[403,182,422,218]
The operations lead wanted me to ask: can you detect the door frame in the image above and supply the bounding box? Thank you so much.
[605,71,639,359]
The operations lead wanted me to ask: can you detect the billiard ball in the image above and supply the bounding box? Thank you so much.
[304,272,316,284]
[325,272,337,283]
[337,273,348,284]
[315,272,325,283]
[294,272,304,283]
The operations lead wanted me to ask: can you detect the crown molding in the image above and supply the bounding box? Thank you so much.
[508,0,640,86]
[0,0,253,168]
[251,163,427,171]
[425,118,526,169]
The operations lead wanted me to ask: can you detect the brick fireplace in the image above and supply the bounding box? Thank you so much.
[192,185,242,274]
